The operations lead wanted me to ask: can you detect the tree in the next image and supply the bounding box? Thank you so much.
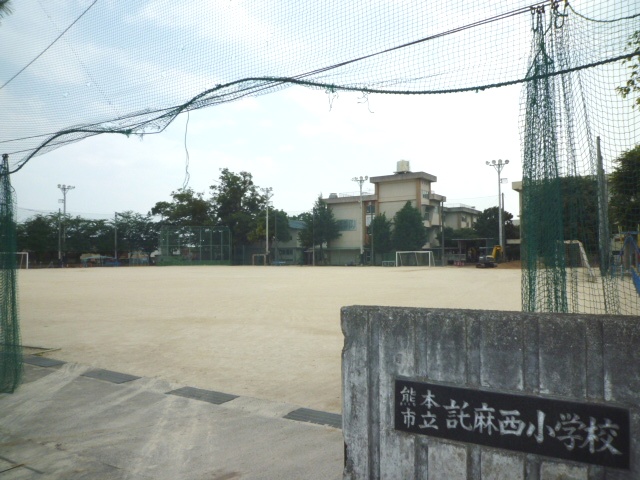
[560,176,598,251]
[150,188,211,226]
[298,196,340,263]
[250,208,292,245]
[16,214,59,264]
[115,211,160,256]
[444,227,477,248]
[369,213,392,255]
[64,216,112,255]
[609,144,640,231]
[0,1,12,22]
[473,206,518,241]
[210,168,265,248]
[391,201,427,251]
[616,31,640,110]
[17,214,113,264]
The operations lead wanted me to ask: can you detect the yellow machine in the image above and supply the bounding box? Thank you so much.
[476,245,502,268]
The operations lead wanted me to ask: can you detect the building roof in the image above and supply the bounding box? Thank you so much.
[444,205,481,214]
[369,171,437,183]
[324,194,376,204]
[288,219,306,230]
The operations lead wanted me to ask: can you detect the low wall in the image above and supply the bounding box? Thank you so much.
[341,307,639,479]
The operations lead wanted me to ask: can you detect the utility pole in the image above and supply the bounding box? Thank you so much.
[57,184,75,266]
[312,207,315,266]
[274,209,278,263]
[485,160,508,254]
[114,212,118,265]
[263,187,273,262]
[352,175,368,265]
[369,200,374,266]
[441,200,445,266]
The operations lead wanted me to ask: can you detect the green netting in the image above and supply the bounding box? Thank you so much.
[521,6,639,315]
[1,2,637,174]
[0,0,638,342]
[158,226,232,266]
[0,154,22,393]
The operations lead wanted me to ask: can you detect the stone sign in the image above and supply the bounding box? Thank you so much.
[395,379,630,470]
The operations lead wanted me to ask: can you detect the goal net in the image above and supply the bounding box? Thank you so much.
[0,252,28,269]
[252,253,267,266]
[396,251,435,267]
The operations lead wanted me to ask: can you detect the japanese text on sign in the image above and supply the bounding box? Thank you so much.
[394,379,629,469]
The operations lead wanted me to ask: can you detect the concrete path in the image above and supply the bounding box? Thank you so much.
[0,359,343,480]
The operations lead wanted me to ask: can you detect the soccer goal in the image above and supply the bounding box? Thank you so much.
[0,252,29,269]
[252,253,268,266]
[563,240,596,283]
[395,251,434,267]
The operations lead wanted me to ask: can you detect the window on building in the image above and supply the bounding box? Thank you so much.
[423,206,432,222]
[337,219,356,231]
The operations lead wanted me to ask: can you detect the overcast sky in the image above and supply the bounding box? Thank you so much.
[11,83,523,222]
[4,0,634,224]
[1,1,553,223]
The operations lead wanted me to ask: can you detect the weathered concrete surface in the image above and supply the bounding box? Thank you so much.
[0,362,343,480]
[342,306,640,480]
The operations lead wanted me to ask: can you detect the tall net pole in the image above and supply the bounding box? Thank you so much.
[0,154,22,393]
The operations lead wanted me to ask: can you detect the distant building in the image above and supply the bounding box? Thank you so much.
[271,219,306,265]
[442,204,481,230]
[323,161,447,265]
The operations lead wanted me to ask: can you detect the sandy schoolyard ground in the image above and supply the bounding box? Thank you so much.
[18,265,522,413]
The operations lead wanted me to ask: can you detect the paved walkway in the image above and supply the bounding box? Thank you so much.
[0,358,343,479]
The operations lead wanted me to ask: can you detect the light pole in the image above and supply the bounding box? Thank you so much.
[369,200,374,266]
[57,184,75,266]
[485,160,509,253]
[312,207,316,266]
[114,212,119,265]
[441,200,445,266]
[263,187,273,261]
[352,175,368,265]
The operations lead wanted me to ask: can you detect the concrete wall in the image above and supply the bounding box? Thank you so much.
[342,306,640,479]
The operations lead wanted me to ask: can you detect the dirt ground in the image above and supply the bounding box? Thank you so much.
[18,264,522,413]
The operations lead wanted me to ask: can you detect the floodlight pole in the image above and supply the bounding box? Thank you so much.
[263,187,273,261]
[485,160,508,252]
[57,184,75,266]
[352,175,368,265]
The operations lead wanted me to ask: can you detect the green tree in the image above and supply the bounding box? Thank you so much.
[391,201,427,251]
[210,169,265,248]
[560,176,598,251]
[64,216,112,255]
[609,144,640,231]
[115,211,160,256]
[298,196,340,263]
[16,214,59,264]
[250,208,292,245]
[0,1,13,22]
[616,31,640,110]
[150,188,211,226]
[444,227,477,248]
[370,213,393,255]
[473,206,518,240]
